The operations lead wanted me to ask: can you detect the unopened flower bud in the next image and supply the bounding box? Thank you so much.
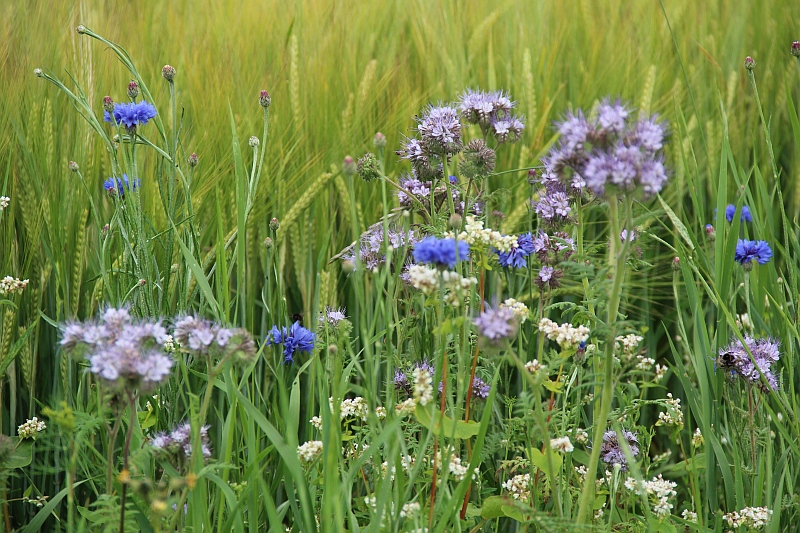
[269,218,280,231]
[127,80,139,99]
[744,56,755,71]
[672,257,681,271]
[342,156,356,176]
[448,213,462,229]
[103,96,115,113]
[170,263,178,273]
[259,90,272,108]
[138,278,147,287]
[263,237,273,249]
[76,25,86,34]
[188,153,198,167]
[357,153,380,182]
[778,276,783,284]
[342,260,356,274]
[373,132,387,148]
[527,169,538,185]
[101,224,110,234]
[328,344,338,355]
[792,41,800,58]
[249,136,260,148]
[34,68,43,78]
[705,224,716,240]
[162,65,176,82]
[68,161,79,172]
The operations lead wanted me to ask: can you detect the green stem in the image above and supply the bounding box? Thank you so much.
[576,195,627,524]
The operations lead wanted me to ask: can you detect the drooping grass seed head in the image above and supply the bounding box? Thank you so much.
[744,56,755,71]
[342,156,357,176]
[259,90,272,108]
[127,80,140,99]
[161,65,176,82]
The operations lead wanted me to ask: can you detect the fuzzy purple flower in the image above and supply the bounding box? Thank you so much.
[474,305,519,345]
[600,429,640,470]
[151,422,212,463]
[534,181,572,225]
[319,306,347,327]
[471,376,491,399]
[417,105,462,155]
[718,336,780,391]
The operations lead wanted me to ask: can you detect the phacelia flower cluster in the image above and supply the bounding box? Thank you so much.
[458,89,524,143]
[474,305,519,346]
[599,429,640,470]
[267,322,316,363]
[718,336,780,391]
[173,315,256,364]
[342,224,419,271]
[61,308,173,392]
[151,423,212,462]
[542,99,668,198]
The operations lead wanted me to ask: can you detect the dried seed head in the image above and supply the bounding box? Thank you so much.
[249,136,260,148]
[448,213,462,229]
[162,65,176,82]
[259,90,272,108]
[76,25,86,34]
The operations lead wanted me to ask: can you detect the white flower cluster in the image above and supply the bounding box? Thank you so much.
[412,367,434,406]
[615,334,643,358]
[435,448,478,482]
[400,501,421,518]
[524,359,546,376]
[538,318,590,350]
[655,363,668,381]
[395,398,417,416]
[723,506,772,529]
[0,276,29,295]
[624,474,677,520]
[691,427,704,448]
[635,355,655,371]
[550,436,574,453]
[310,397,386,430]
[18,417,46,440]
[572,428,589,444]
[736,313,754,332]
[502,473,531,501]
[681,509,698,522]
[657,393,683,428]
[297,440,323,464]
[449,216,517,252]
[163,335,177,353]
[0,196,9,210]
[500,298,529,323]
[407,265,477,306]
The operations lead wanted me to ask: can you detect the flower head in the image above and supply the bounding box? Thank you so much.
[718,336,780,391]
[473,305,518,346]
[734,239,772,266]
[319,306,347,327]
[103,100,158,129]
[413,237,469,268]
[151,422,212,463]
[267,321,316,363]
[724,204,752,223]
[103,174,140,198]
[600,429,640,470]
[417,104,462,155]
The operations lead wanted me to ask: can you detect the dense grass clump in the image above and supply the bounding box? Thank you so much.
[2,1,800,531]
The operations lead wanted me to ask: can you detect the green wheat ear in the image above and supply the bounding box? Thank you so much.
[276,172,335,245]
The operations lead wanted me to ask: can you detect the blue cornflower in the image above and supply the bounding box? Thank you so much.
[103,174,140,197]
[734,239,772,266]
[104,100,158,129]
[496,233,535,268]
[267,321,316,363]
[413,237,469,268]
[724,204,752,223]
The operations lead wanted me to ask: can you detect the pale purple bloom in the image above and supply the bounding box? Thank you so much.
[151,422,212,462]
[471,377,491,399]
[319,306,347,327]
[600,430,640,470]
[534,182,571,224]
[474,306,518,344]
[719,336,780,391]
[597,99,629,133]
[557,111,590,154]
[417,105,462,155]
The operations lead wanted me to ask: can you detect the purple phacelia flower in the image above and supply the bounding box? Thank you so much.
[718,336,780,391]
[417,105,462,155]
[600,429,640,470]
[473,305,518,345]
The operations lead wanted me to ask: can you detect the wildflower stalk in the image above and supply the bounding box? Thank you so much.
[746,67,779,183]
[118,394,136,533]
[576,194,631,524]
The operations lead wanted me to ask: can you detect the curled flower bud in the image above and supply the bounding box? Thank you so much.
[357,153,381,182]
[76,25,86,34]
[269,218,280,232]
[34,68,43,78]
[792,41,800,58]
[342,156,357,176]
[188,153,198,167]
[373,132,387,148]
[259,90,272,108]
[103,96,115,114]
[744,56,755,71]
[127,80,139,99]
[249,136,260,148]
[162,65,176,82]
[69,161,79,172]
